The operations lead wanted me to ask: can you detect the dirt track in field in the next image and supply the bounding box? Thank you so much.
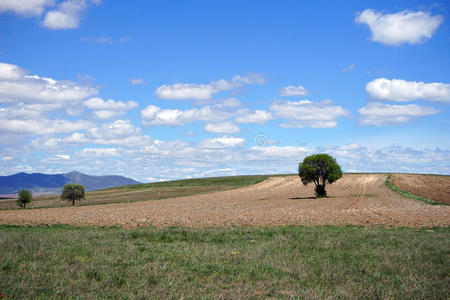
[0,174,449,228]
[392,174,450,205]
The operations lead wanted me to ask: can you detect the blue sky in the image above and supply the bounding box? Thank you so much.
[0,0,449,181]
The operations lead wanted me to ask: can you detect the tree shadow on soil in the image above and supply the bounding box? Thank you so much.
[290,196,335,200]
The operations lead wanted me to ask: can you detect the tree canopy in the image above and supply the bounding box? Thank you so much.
[61,184,85,206]
[17,189,32,208]
[298,154,343,197]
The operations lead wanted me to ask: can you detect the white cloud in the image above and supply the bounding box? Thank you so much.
[87,119,140,139]
[77,148,120,158]
[0,62,97,105]
[231,73,266,85]
[355,9,443,46]
[270,99,351,128]
[199,136,245,149]
[63,132,89,143]
[141,102,271,127]
[0,0,53,16]
[205,122,240,134]
[130,78,145,85]
[56,121,151,148]
[358,102,440,126]
[85,120,151,147]
[141,103,231,126]
[250,145,311,157]
[235,109,273,124]
[221,98,242,108]
[0,118,93,134]
[43,0,100,30]
[366,78,450,103]
[156,83,214,100]
[141,106,197,126]
[84,97,138,119]
[0,62,27,80]
[155,73,265,100]
[279,85,308,97]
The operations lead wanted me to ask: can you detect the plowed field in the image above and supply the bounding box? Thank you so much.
[1,174,449,227]
[392,174,450,205]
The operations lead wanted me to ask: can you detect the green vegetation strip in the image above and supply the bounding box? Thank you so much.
[115,175,273,190]
[384,174,446,205]
[1,225,448,299]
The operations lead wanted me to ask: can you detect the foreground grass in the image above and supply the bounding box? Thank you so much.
[385,174,446,205]
[0,175,273,210]
[1,225,448,299]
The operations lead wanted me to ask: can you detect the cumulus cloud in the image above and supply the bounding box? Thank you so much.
[270,99,351,128]
[199,136,245,149]
[0,62,27,80]
[141,106,197,126]
[84,97,138,119]
[77,147,120,158]
[63,132,89,143]
[279,85,308,97]
[0,0,53,16]
[366,78,450,103]
[0,117,93,134]
[155,73,265,100]
[55,120,150,148]
[43,0,100,30]
[141,101,271,127]
[355,9,443,46]
[358,102,440,126]
[205,122,240,134]
[235,109,273,124]
[0,62,97,105]
[87,119,140,139]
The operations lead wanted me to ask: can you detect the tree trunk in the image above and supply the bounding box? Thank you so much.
[72,199,75,206]
[315,184,327,198]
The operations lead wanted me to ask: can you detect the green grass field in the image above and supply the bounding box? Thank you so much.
[1,225,448,299]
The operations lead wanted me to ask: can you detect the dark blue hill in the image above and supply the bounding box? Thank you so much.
[0,171,141,194]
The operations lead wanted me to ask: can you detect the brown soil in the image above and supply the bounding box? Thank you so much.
[392,174,450,205]
[1,174,449,228]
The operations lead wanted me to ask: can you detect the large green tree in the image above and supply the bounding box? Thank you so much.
[17,190,32,208]
[61,184,85,206]
[298,154,343,198]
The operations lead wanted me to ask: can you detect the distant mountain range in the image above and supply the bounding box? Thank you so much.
[0,171,141,195]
